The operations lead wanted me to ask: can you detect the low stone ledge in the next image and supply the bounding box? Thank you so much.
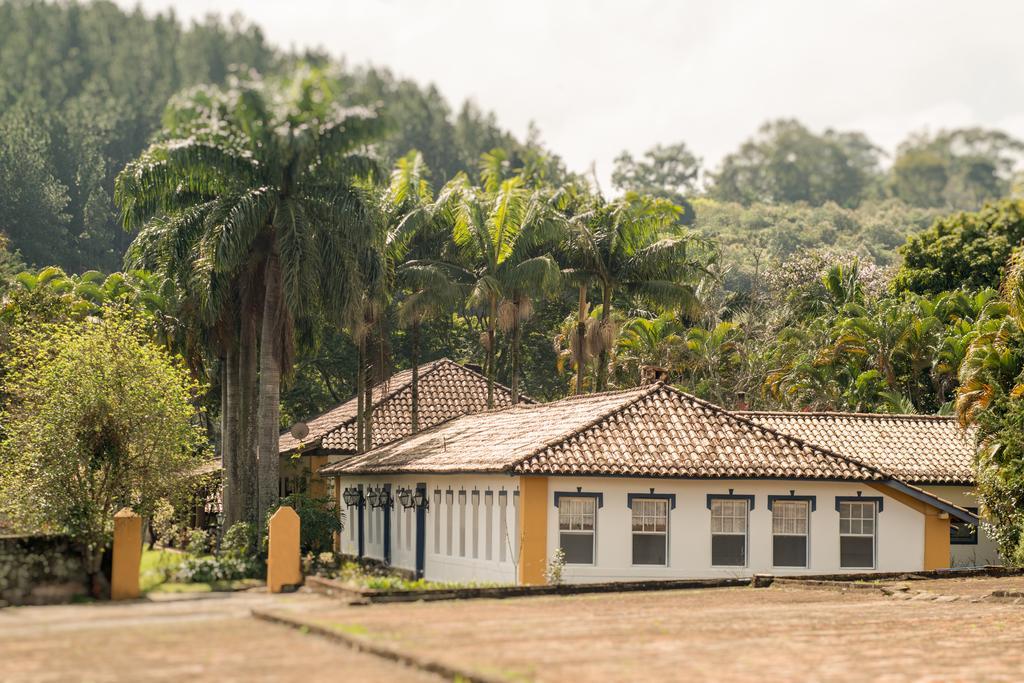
[253,608,504,683]
[305,574,751,604]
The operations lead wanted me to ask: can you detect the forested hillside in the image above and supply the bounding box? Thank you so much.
[0,0,564,273]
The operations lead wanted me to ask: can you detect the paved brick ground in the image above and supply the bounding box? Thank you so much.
[267,580,1024,682]
[884,574,1024,599]
[0,591,440,683]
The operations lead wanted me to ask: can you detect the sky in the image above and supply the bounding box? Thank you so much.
[121,0,1024,189]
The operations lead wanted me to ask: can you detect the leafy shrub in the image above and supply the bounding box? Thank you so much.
[172,523,260,584]
[545,547,566,585]
[302,551,339,576]
[175,556,251,583]
[151,499,186,549]
[186,529,210,556]
[221,522,256,559]
[265,493,342,554]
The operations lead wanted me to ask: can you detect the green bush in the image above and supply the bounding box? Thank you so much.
[221,522,256,559]
[171,522,260,584]
[186,529,210,556]
[175,555,251,583]
[266,493,342,555]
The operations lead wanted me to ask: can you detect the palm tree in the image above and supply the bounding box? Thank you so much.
[436,150,563,406]
[956,257,1024,425]
[386,152,466,432]
[564,192,709,391]
[116,70,384,524]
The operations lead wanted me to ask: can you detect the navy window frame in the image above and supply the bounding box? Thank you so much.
[553,491,604,508]
[950,507,979,546]
[707,493,751,568]
[627,492,677,509]
[706,493,755,510]
[768,494,817,512]
[834,496,884,513]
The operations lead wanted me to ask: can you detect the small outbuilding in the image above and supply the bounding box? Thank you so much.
[322,383,977,585]
[278,359,523,497]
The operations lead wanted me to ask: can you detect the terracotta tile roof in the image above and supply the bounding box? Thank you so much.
[322,384,886,482]
[737,411,977,485]
[280,359,523,455]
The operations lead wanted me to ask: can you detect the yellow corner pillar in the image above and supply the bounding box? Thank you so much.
[267,506,302,593]
[922,512,951,571]
[111,508,142,600]
[517,476,549,586]
[868,483,951,571]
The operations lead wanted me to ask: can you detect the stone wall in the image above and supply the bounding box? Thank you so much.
[0,534,89,606]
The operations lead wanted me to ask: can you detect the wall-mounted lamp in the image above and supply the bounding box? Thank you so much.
[342,487,363,507]
[375,488,393,509]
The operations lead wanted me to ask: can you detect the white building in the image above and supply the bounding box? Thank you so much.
[322,383,976,585]
[739,411,996,567]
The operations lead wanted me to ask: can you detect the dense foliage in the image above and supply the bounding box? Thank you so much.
[0,1,561,273]
[893,200,1024,295]
[0,309,208,584]
[5,1,1024,565]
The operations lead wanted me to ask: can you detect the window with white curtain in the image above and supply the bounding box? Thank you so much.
[772,500,809,568]
[710,498,748,567]
[631,498,668,566]
[558,497,596,565]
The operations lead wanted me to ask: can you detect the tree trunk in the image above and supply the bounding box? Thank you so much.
[486,296,496,408]
[596,285,612,391]
[511,303,522,404]
[576,285,587,395]
[219,355,232,527]
[363,329,373,452]
[356,336,364,453]
[222,342,241,529]
[411,321,420,433]
[256,251,283,526]
[238,323,259,528]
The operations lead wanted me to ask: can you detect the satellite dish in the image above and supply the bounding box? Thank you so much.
[289,422,310,441]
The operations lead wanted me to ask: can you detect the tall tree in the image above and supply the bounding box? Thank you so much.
[386,151,465,431]
[611,141,701,223]
[889,128,1024,210]
[116,70,384,525]
[564,192,710,391]
[0,309,207,594]
[894,200,1024,295]
[437,150,563,405]
[708,119,882,208]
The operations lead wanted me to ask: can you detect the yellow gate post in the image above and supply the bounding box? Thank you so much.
[267,506,302,593]
[111,508,142,600]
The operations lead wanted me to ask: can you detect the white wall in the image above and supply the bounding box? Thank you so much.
[334,473,519,584]
[919,484,1001,567]
[334,474,935,584]
[545,477,927,582]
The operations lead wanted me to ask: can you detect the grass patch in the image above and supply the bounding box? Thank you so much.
[328,561,507,593]
[329,622,369,636]
[141,547,262,594]
[140,547,186,592]
[147,578,263,593]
